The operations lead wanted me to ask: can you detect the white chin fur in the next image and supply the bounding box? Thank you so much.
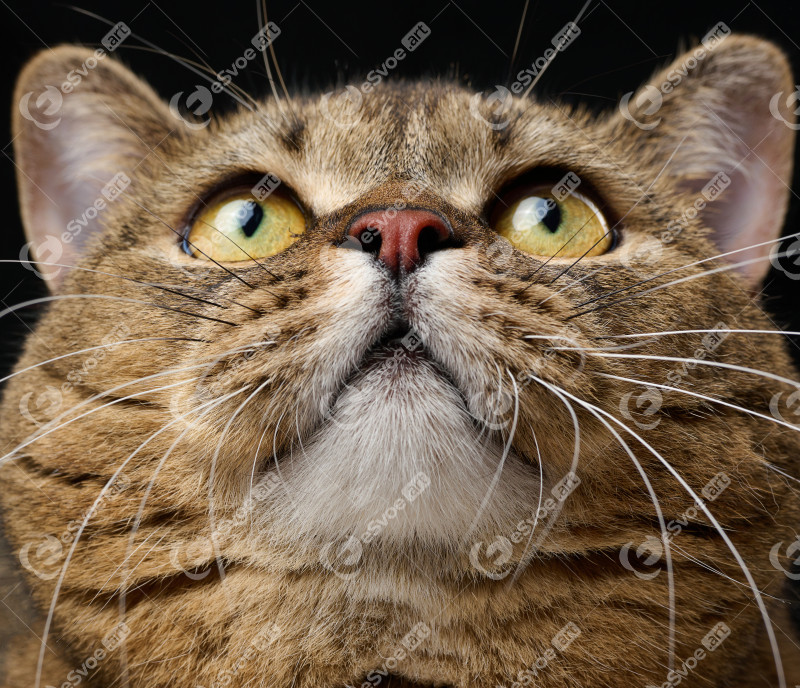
[253,349,542,550]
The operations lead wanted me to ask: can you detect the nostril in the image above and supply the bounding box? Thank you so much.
[417,225,447,257]
[358,226,382,255]
[346,208,454,274]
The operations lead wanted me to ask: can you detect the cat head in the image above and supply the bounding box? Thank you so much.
[5,33,800,687]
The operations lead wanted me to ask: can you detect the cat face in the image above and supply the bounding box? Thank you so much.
[3,36,800,688]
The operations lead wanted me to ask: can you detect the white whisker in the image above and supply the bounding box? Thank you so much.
[116,386,250,624]
[205,378,274,593]
[506,375,582,585]
[598,328,800,339]
[3,343,267,463]
[522,0,593,97]
[464,370,520,540]
[33,387,246,688]
[575,231,800,312]
[507,426,544,579]
[529,375,677,671]
[588,352,800,391]
[537,266,607,305]
[0,338,199,386]
[571,249,796,319]
[596,371,800,435]
[527,380,787,688]
[1,375,198,467]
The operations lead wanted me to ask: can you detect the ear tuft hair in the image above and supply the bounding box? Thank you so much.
[13,46,176,290]
[616,33,796,287]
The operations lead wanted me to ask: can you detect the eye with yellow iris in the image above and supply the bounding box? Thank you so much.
[184,185,306,261]
[492,183,613,259]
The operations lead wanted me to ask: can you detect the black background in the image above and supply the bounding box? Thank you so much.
[0,0,799,373]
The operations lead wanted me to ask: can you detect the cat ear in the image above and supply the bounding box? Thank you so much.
[615,33,796,287]
[13,46,174,290]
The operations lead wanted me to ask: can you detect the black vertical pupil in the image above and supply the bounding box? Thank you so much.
[236,201,264,237]
[541,199,561,233]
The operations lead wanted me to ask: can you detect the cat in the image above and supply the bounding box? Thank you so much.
[1,30,800,688]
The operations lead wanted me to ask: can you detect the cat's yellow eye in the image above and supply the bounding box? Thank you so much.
[493,186,612,258]
[185,188,306,261]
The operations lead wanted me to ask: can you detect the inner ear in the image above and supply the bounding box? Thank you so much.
[614,34,796,288]
[13,46,177,290]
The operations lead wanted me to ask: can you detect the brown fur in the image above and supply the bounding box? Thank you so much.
[1,36,799,687]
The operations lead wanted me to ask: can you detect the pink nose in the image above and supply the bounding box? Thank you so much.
[347,209,452,273]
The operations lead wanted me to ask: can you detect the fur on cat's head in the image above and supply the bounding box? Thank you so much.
[2,33,800,687]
